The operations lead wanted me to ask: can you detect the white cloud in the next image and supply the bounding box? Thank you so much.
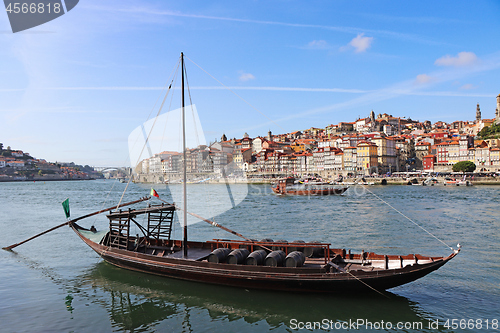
[459,83,476,90]
[343,33,373,53]
[306,40,329,49]
[238,72,255,82]
[435,51,478,67]
[415,74,435,84]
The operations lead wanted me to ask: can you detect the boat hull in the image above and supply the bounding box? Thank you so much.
[71,223,458,293]
[272,186,349,196]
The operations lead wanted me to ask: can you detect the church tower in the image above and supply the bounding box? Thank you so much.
[267,130,272,141]
[496,94,500,124]
[476,103,481,122]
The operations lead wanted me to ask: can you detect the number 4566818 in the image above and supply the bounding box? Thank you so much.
[444,319,498,330]
[5,2,61,14]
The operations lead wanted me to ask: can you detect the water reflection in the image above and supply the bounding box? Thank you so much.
[71,262,448,332]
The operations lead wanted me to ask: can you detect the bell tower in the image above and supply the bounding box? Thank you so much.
[476,103,481,122]
[496,94,500,124]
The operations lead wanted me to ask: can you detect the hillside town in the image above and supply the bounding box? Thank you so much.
[0,143,101,182]
[136,94,500,182]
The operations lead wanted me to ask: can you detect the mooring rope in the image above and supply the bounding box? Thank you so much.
[358,183,455,251]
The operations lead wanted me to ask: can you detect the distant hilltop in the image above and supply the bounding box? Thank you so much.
[0,142,103,182]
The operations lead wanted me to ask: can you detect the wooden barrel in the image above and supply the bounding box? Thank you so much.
[227,249,250,265]
[285,251,306,267]
[288,240,305,252]
[264,250,286,267]
[272,239,288,251]
[207,248,231,263]
[245,250,268,266]
[303,241,324,258]
[238,239,257,250]
[256,238,274,252]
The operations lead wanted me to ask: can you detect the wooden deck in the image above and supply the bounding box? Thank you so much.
[165,248,212,261]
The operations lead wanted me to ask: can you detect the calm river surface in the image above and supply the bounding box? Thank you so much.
[1,180,499,332]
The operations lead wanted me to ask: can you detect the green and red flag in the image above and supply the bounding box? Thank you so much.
[62,198,70,219]
[150,188,159,198]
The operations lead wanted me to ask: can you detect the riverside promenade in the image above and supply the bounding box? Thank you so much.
[176,175,500,185]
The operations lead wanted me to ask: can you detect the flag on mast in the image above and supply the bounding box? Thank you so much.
[150,188,160,198]
[62,198,70,219]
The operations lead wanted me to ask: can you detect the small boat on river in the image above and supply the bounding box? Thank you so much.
[272,177,349,196]
[443,176,473,186]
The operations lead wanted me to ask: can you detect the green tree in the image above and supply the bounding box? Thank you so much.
[478,126,491,138]
[479,123,500,139]
[452,161,476,173]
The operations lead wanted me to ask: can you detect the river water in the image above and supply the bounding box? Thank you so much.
[0,180,499,332]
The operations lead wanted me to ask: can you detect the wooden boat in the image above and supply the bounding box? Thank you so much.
[272,177,349,196]
[68,53,459,293]
[70,203,459,293]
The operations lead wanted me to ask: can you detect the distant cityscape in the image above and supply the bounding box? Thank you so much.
[136,93,500,182]
[3,94,500,183]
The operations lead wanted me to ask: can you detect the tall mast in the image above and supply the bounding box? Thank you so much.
[181,52,188,258]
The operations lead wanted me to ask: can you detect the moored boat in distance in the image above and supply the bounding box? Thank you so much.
[272,177,349,196]
[443,176,473,186]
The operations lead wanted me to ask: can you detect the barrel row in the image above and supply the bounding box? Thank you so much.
[208,248,307,267]
[236,239,326,258]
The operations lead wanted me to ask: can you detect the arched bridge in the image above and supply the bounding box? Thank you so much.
[93,166,133,175]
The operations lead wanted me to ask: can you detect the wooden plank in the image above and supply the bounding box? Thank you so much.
[165,248,211,261]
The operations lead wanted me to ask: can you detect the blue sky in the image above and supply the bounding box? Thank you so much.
[1,0,500,166]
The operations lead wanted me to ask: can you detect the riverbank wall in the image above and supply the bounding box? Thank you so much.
[0,174,96,182]
[132,174,500,185]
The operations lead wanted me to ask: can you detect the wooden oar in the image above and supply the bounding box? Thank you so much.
[2,196,150,251]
